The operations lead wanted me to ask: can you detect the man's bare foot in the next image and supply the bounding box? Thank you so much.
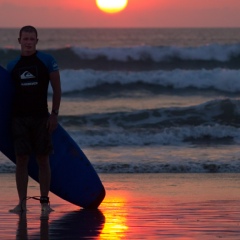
[41,203,54,212]
[9,204,27,213]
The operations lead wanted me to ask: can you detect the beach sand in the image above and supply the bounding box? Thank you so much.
[0,173,239,239]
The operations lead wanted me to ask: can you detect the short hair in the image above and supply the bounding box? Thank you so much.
[19,25,38,38]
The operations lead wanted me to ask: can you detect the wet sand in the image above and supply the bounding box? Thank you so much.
[0,173,239,239]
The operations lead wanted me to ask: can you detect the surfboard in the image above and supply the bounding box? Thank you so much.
[0,65,105,209]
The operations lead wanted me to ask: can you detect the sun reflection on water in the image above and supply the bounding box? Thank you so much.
[100,195,128,239]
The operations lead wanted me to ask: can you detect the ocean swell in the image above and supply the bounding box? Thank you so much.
[58,68,240,95]
[59,99,240,147]
[1,43,240,70]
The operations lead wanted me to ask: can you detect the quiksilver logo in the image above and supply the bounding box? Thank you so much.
[20,71,35,79]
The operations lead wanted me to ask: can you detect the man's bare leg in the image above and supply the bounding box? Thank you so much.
[9,155,29,212]
[37,155,53,212]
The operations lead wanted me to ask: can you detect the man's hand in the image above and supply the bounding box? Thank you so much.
[47,114,58,133]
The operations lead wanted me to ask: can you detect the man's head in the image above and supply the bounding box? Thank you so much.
[18,26,38,56]
[19,25,38,39]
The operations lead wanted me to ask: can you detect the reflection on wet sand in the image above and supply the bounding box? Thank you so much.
[100,196,128,240]
[16,209,105,240]
[49,209,105,239]
[16,212,28,240]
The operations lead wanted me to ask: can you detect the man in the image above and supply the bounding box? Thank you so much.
[7,26,61,212]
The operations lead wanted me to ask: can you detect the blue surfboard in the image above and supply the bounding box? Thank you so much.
[0,65,105,209]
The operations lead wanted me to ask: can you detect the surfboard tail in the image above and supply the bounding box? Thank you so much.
[84,186,106,209]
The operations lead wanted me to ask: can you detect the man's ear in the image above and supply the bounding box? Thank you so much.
[18,38,20,44]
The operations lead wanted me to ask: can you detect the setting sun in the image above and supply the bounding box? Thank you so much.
[96,0,128,14]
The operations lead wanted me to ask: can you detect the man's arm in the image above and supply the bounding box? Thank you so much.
[48,70,61,133]
[50,71,61,113]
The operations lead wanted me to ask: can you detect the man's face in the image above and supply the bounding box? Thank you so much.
[18,31,38,55]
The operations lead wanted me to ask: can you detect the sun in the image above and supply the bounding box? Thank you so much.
[96,0,128,14]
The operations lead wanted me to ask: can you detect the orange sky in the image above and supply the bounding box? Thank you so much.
[0,0,240,28]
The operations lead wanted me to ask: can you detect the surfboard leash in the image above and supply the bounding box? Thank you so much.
[21,196,51,211]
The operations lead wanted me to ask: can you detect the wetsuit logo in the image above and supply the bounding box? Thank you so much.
[20,71,35,80]
[20,70,38,86]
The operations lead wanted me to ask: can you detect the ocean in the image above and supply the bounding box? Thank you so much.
[1,28,240,174]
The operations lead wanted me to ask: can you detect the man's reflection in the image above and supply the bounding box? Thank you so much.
[15,211,50,240]
[15,209,105,240]
[16,212,28,240]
